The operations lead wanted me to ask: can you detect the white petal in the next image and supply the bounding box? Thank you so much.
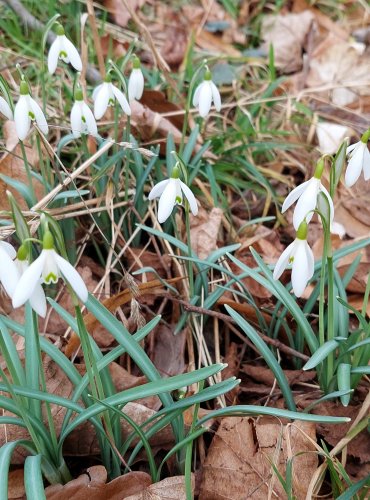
[346,142,358,155]
[54,253,88,303]
[304,240,315,280]
[128,69,144,101]
[0,241,16,259]
[14,96,31,141]
[210,81,221,111]
[0,96,13,120]
[12,252,46,308]
[29,283,47,318]
[291,240,310,297]
[362,146,370,180]
[281,180,310,213]
[48,37,62,74]
[82,102,98,136]
[331,221,346,239]
[319,184,334,226]
[198,81,213,118]
[0,248,20,298]
[273,240,295,281]
[292,178,319,230]
[157,178,177,223]
[71,101,82,138]
[148,179,170,200]
[94,84,110,119]
[62,36,82,71]
[192,83,202,107]
[92,84,103,101]
[345,143,365,187]
[112,85,131,116]
[180,181,198,216]
[29,97,48,135]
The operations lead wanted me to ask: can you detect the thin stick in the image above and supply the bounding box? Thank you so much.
[86,0,106,77]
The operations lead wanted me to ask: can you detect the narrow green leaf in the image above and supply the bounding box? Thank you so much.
[337,363,352,406]
[303,340,339,371]
[24,455,46,500]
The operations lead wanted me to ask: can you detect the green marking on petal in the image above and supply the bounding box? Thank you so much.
[44,272,58,284]
[175,196,182,204]
[28,111,35,120]
[81,116,86,123]
[59,50,68,59]
[108,98,115,106]
[289,256,294,264]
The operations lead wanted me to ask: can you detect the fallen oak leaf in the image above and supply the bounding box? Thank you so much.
[124,475,193,500]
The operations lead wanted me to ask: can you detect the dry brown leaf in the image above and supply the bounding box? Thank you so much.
[149,325,186,377]
[8,469,25,500]
[199,416,317,500]
[190,207,222,260]
[124,475,193,500]
[262,11,315,73]
[242,364,316,387]
[306,33,370,106]
[0,121,44,209]
[103,0,146,28]
[45,466,151,499]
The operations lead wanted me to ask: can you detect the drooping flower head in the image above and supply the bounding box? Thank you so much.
[273,220,314,297]
[345,129,370,187]
[14,81,48,141]
[93,74,131,120]
[48,23,83,74]
[148,165,198,223]
[12,231,88,310]
[14,244,47,317]
[0,96,13,121]
[282,157,334,231]
[192,68,221,118]
[0,240,19,299]
[128,56,144,102]
[71,88,98,138]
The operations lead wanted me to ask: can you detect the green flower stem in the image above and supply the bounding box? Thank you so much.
[36,134,51,190]
[124,116,131,203]
[19,140,36,205]
[184,205,194,299]
[184,382,203,499]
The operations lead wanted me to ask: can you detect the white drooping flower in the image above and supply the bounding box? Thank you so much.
[345,131,370,187]
[192,69,221,118]
[48,23,82,74]
[12,231,88,309]
[128,56,144,102]
[70,89,98,138]
[93,75,131,120]
[273,221,314,298]
[14,81,48,141]
[0,241,19,299]
[14,245,47,317]
[282,159,334,230]
[0,96,13,120]
[148,166,198,223]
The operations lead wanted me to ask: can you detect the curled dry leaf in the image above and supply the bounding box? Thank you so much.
[124,475,193,500]
[199,416,317,500]
[262,11,315,73]
[190,207,223,260]
[149,324,186,377]
[45,466,151,500]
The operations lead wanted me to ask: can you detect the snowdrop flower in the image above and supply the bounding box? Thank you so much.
[12,231,88,309]
[148,165,198,223]
[48,23,82,74]
[192,69,221,118]
[0,241,19,298]
[128,56,144,102]
[273,221,314,298]
[0,96,13,120]
[345,130,370,187]
[93,74,131,120]
[14,245,47,317]
[70,89,98,138]
[282,158,334,230]
[14,81,48,141]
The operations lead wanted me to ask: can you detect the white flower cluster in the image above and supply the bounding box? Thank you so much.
[0,232,88,318]
[273,129,370,297]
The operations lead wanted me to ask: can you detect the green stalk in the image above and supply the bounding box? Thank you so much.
[19,140,36,205]
[184,204,194,299]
